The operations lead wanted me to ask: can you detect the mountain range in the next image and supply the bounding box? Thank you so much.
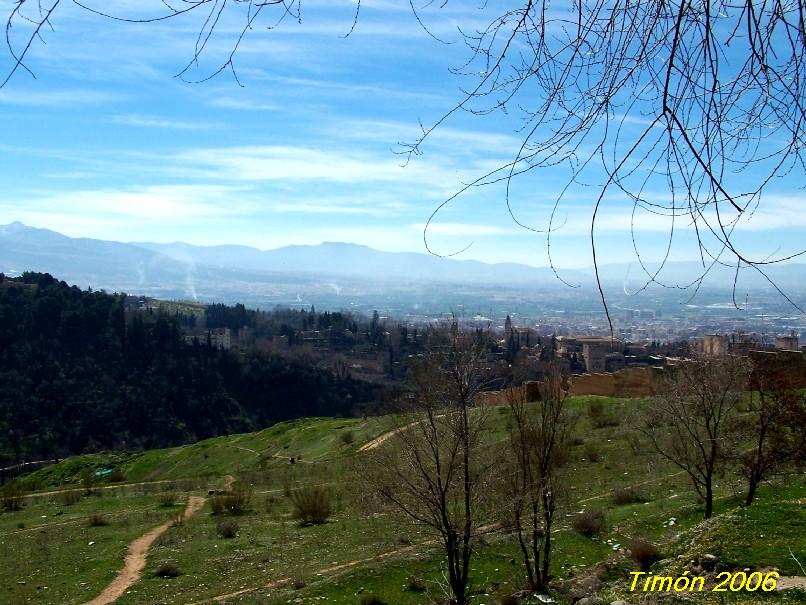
[1,222,804,312]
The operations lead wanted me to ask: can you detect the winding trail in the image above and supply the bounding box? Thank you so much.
[81,495,206,605]
[357,420,420,453]
[187,542,423,605]
[25,479,175,499]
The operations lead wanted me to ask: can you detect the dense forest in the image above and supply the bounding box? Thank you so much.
[0,273,384,464]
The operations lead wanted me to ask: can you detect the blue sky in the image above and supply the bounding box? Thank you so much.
[0,0,804,270]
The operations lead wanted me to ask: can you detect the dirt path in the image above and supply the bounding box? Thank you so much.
[187,542,424,604]
[778,576,806,590]
[26,479,175,499]
[271,452,314,464]
[357,420,419,452]
[577,468,689,504]
[82,495,206,605]
[232,445,260,456]
[3,505,157,537]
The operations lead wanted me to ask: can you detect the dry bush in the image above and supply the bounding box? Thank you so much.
[406,576,426,593]
[154,560,181,578]
[627,537,660,571]
[216,519,239,539]
[0,483,25,511]
[291,485,332,525]
[588,402,620,429]
[107,469,125,482]
[159,490,178,507]
[611,486,647,505]
[58,490,81,506]
[88,513,109,527]
[572,508,605,537]
[81,474,98,495]
[211,483,253,515]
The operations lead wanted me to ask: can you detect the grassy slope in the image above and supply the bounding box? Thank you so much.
[1,395,803,605]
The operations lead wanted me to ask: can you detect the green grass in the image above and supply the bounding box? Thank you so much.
[24,416,394,489]
[0,489,191,605]
[5,395,804,605]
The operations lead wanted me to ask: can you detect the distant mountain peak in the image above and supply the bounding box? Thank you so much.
[318,241,369,249]
[0,221,29,234]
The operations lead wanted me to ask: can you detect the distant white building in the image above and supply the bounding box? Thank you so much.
[702,334,729,356]
[208,327,232,350]
[183,327,232,350]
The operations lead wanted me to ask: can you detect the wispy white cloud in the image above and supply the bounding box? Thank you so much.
[5,184,254,222]
[110,114,218,130]
[169,145,473,192]
[207,96,279,111]
[40,171,97,180]
[331,118,521,155]
[0,88,125,106]
[409,222,517,237]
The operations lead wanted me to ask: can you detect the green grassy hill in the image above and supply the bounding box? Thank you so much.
[1,396,803,605]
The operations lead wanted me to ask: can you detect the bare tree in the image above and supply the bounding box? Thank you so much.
[731,360,806,506]
[4,2,805,321]
[504,364,571,591]
[368,334,492,605]
[639,355,749,518]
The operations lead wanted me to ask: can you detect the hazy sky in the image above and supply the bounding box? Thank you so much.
[0,1,803,269]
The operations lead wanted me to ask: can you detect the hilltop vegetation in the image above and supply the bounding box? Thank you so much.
[0,273,384,464]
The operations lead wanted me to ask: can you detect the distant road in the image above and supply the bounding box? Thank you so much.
[0,459,52,473]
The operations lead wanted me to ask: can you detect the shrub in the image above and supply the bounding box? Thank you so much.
[611,486,646,505]
[406,576,426,593]
[81,474,98,496]
[360,594,387,605]
[211,483,253,515]
[627,537,660,571]
[154,560,181,578]
[569,436,585,447]
[159,490,178,507]
[584,446,600,462]
[265,495,276,513]
[588,401,621,428]
[572,508,605,536]
[291,486,332,525]
[107,469,125,482]
[58,490,81,506]
[88,514,109,527]
[0,483,25,511]
[217,519,239,539]
[340,430,355,445]
[499,595,519,605]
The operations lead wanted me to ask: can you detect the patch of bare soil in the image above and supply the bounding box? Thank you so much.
[777,576,806,590]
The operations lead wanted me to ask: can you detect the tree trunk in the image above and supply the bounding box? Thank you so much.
[745,477,758,507]
[704,480,713,519]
